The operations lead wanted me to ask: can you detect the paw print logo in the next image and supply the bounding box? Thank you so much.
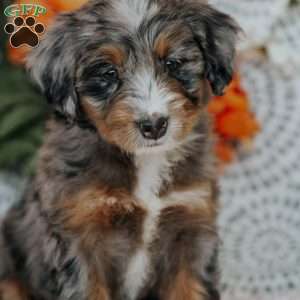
[4,16,45,48]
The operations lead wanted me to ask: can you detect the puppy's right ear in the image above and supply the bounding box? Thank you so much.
[27,14,79,121]
[181,3,240,96]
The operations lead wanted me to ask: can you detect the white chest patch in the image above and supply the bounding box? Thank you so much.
[123,152,172,299]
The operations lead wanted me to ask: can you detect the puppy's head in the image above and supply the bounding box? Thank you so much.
[28,0,239,154]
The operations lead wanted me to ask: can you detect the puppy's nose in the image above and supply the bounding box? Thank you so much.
[137,116,169,140]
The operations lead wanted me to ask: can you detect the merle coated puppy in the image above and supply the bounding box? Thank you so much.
[0,0,239,299]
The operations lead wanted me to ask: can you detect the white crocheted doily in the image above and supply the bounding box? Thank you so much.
[209,0,290,50]
[209,0,300,74]
[268,6,300,75]
[0,173,24,219]
[219,58,300,300]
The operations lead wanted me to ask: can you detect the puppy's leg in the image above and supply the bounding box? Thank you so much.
[161,257,220,300]
[160,252,220,300]
[156,204,220,300]
[163,268,208,300]
[59,186,146,300]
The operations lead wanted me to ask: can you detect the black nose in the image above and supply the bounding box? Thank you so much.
[137,117,169,140]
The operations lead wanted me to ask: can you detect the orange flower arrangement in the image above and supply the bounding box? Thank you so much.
[49,0,88,11]
[6,1,260,166]
[208,74,260,164]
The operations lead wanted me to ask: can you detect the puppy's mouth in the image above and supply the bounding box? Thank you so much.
[136,134,177,154]
[145,140,164,147]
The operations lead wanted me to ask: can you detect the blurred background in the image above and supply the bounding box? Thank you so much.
[0,0,300,299]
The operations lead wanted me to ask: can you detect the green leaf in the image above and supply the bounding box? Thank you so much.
[0,140,37,170]
[0,63,46,174]
[0,104,44,141]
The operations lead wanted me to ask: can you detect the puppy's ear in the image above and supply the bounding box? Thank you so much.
[184,4,240,95]
[27,14,79,120]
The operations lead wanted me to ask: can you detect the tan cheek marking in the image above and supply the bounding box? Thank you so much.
[166,79,205,139]
[105,100,135,128]
[104,100,138,151]
[82,98,138,152]
[81,99,112,141]
[169,96,202,139]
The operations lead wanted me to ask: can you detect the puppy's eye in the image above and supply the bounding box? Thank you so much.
[102,67,119,82]
[165,59,182,73]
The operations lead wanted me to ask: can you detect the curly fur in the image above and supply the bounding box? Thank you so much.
[0,0,239,299]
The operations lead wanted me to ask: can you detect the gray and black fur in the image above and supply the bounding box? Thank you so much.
[0,1,239,299]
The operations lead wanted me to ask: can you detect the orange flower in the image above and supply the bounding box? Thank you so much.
[216,111,260,139]
[208,73,260,164]
[50,0,88,11]
[7,44,31,65]
[215,140,235,163]
[207,97,227,115]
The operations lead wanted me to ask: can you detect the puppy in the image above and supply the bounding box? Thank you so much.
[0,0,239,299]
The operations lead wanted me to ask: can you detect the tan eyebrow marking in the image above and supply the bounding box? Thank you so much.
[154,33,171,58]
[99,45,127,66]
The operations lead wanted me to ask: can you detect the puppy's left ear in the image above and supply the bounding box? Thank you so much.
[184,4,241,95]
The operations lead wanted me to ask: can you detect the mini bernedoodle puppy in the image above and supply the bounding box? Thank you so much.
[0,0,240,299]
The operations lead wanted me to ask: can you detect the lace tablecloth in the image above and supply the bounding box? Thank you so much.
[206,2,300,298]
[0,174,24,219]
[210,0,290,50]
[210,0,300,75]
[219,58,300,300]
